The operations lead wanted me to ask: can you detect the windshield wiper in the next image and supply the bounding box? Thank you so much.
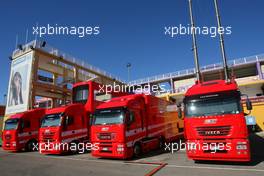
[95,122,120,125]
[105,122,121,125]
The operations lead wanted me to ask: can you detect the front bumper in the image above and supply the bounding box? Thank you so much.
[186,139,251,162]
[39,142,66,154]
[92,142,132,159]
[2,141,21,152]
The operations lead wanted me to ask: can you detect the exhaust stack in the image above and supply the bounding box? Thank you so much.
[214,0,229,81]
[188,0,201,83]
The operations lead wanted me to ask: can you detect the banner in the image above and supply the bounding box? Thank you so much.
[5,52,33,115]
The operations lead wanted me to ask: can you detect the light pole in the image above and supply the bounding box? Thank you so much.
[126,63,131,83]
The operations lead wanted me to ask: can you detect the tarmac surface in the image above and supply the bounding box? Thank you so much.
[0,133,264,176]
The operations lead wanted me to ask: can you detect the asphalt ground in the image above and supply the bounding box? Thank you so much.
[0,133,264,176]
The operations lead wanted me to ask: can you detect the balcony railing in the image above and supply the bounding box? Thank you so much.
[12,40,124,83]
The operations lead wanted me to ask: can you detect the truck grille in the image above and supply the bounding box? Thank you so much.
[41,132,55,142]
[196,126,231,136]
[5,134,11,141]
[98,133,111,140]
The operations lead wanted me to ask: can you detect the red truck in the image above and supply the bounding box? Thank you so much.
[2,108,46,152]
[91,94,183,159]
[184,0,252,162]
[39,81,127,154]
[184,80,252,161]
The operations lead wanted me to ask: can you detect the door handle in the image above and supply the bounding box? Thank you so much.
[72,131,75,134]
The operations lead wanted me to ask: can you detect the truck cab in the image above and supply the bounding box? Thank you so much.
[91,95,144,159]
[39,104,88,154]
[2,108,45,152]
[184,79,252,161]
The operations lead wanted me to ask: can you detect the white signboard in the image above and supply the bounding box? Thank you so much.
[5,52,33,115]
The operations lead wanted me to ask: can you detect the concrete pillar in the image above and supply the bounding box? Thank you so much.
[73,67,79,83]
[170,78,175,93]
[256,62,263,79]
[53,74,58,85]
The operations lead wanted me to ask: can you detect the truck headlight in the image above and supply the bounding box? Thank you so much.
[236,142,247,150]
[117,144,124,152]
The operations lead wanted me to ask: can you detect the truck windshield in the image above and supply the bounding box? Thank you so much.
[184,92,242,117]
[93,109,125,125]
[73,85,89,104]
[4,118,19,130]
[41,113,62,127]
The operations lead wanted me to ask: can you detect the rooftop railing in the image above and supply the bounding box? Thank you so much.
[129,54,264,86]
[12,40,124,83]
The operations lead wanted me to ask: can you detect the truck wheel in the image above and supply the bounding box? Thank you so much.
[158,137,165,150]
[133,143,142,158]
[25,140,37,152]
[70,141,79,154]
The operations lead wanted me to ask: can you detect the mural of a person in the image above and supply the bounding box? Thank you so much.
[8,72,24,106]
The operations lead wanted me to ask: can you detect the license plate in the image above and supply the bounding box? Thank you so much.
[210,146,220,151]
[102,147,108,151]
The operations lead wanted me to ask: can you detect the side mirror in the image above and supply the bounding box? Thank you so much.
[177,103,183,119]
[63,116,69,130]
[19,120,24,132]
[89,114,94,125]
[21,122,24,129]
[246,99,252,111]
[126,111,134,127]
[178,109,182,119]
[18,126,23,133]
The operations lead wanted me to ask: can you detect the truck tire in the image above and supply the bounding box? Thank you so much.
[133,143,142,158]
[25,140,37,152]
[70,140,79,154]
[158,137,165,150]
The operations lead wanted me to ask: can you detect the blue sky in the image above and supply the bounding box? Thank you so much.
[0,0,263,104]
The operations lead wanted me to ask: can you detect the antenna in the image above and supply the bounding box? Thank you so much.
[214,0,229,81]
[188,0,201,83]
[34,22,39,42]
[25,29,29,44]
[15,35,18,50]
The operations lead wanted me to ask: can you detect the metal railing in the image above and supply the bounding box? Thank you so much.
[129,54,264,86]
[12,41,264,86]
